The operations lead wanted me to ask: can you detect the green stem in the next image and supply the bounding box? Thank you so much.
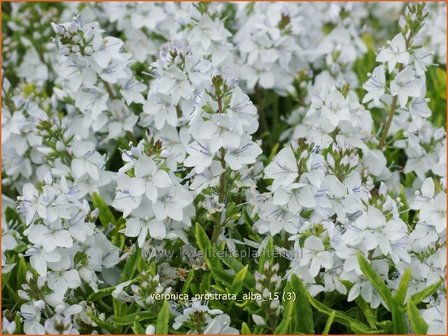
[378,31,413,150]
[211,95,227,244]
[98,298,113,313]
[101,79,116,99]
[255,86,269,135]
[378,95,398,150]
[323,311,336,335]
[273,92,279,130]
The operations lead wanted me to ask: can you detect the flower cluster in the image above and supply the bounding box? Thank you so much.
[16,173,119,333]
[2,2,446,335]
[173,299,238,334]
[112,137,195,245]
[52,15,144,141]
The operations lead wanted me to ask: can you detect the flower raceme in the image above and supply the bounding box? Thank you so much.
[1,2,446,335]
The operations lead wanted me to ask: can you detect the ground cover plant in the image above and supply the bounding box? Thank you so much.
[1,1,447,335]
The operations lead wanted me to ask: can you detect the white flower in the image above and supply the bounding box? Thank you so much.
[224,139,262,170]
[410,177,435,210]
[144,93,178,130]
[320,90,350,128]
[184,141,216,174]
[70,141,101,181]
[120,76,146,104]
[227,86,258,134]
[153,186,193,221]
[422,298,446,334]
[204,314,239,334]
[256,202,298,235]
[75,88,109,120]
[98,56,130,83]
[26,246,62,276]
[353,207,407,256]
[252,314,265,326]
[21,301,45,335]
[47,269,82,297]
[134,156,172,203]
[390,68,421,108]
[409,98,431,125]
[376,33,410,72]
[91,36,125,68]
[2,317,16,334]
[420,192,446,234]
[125,217,166,246]
[112,174,145,217]
[301,236,333,277]
[272,184,316,214]
[362,65,386,105]
[26,225,73,252]
[264,147,298,191]
[173,299,223,331]
[145,325,156,335]
[363,149,387,176]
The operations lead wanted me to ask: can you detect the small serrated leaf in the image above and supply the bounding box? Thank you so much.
[230,265,248,295]
[410,279,443,304]
[357,253,392,309]
[407,301,429,334]
[156,300,170,335]
[241,322,252,335]
[394,268,412,305]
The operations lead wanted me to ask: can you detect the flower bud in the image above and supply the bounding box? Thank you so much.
[270,299,280,310]
[84,46,93,55]
[252,314,265,326]
[146,325,156,335]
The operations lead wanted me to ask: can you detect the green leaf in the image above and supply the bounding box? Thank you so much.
[14,312,22,334]
[112,310,153,325]
[435,68,446,99]
[274,280,294,334]
[357,254,407,332]
[181,269,195,295]
[16,256,27,285]
[241,322,252,335]
[113,299,127,319]
[212,269,233,286]
[398,186,410,224]
[121,247,141,282]
[87,286,116,302]
[132,319,146,334]
[357,253,392,308]
[5,207,22,226]
[394,268,412,305]
[354,297,377,328]
[218,254,255,289]
[322,311,335,335]
[390,299,408,334]
[92,192,125,248]
[407,301,429,334]
[410,279,443,304]
[156,300,170,335]
[290,274,314,334]
[195,223,222,271]
[5,283,22,305]
[92,192,117,227]
[194,223,232,286]
[200,272,211,293]
[307,294,381,334]
[258,236,274,273]
[230,265,248,295]
[275,275,314,334]
[87,314,119,334]
[376,320,393,333]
